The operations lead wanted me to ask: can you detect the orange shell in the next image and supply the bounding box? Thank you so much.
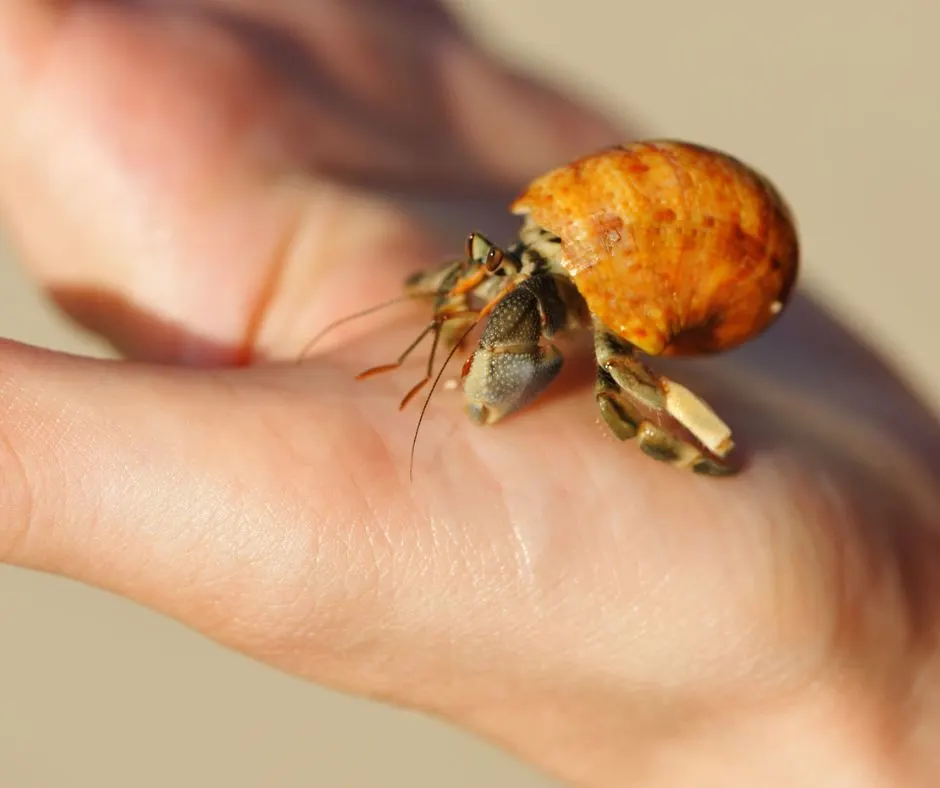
[510,140,799,356]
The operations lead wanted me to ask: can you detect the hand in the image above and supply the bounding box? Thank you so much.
[1,3,938,786]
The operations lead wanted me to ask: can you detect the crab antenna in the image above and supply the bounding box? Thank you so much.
[295,294,417,363]
[409,318,481,482]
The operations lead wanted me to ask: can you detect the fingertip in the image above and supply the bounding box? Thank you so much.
[0,341,183,583]
[0,340,76,569]
[0,339,414,683]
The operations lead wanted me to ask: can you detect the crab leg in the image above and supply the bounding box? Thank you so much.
[593,327,734,475]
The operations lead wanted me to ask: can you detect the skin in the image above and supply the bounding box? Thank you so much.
[1,2,940,785]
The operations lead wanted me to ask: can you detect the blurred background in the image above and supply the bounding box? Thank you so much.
[1,1,937,785]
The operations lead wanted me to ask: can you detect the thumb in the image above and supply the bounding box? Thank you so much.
[0,340,412,693]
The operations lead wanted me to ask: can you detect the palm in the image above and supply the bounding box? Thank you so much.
[2,3,938,783]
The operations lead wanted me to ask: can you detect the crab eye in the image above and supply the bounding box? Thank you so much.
[485,247,504,272]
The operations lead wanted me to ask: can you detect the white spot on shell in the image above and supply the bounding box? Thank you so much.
[769,300,783,314]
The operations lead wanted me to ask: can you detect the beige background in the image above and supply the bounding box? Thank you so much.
[2,1,938,786]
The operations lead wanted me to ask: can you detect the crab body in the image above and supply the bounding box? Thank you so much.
[362,140,799,475]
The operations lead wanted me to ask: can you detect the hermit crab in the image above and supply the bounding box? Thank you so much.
[312,140,799,476]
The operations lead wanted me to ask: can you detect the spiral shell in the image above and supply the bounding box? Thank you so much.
[510,140,799,356]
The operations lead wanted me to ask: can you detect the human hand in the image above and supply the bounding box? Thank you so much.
[1,3,939,786]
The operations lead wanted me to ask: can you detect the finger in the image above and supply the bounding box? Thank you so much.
[0,339,415,689]
[0,331,655,710]
[0,1,619,365]
[0,1,445,364]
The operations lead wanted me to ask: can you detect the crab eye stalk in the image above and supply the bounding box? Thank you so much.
[464,232,476,260]
[466,232,498,267]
